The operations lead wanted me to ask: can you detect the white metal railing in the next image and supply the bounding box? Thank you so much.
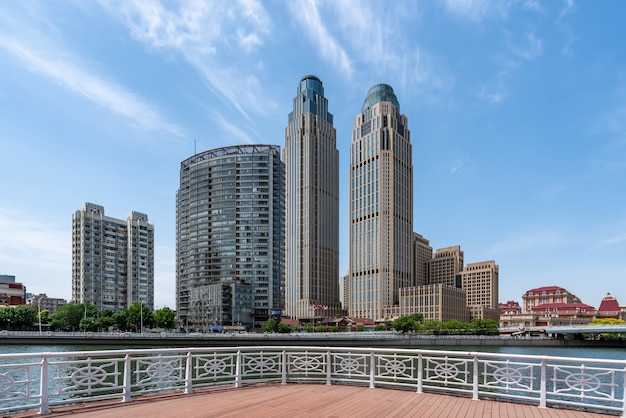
[0,346,624,416]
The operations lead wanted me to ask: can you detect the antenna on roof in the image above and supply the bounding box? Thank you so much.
[194,139,197,156]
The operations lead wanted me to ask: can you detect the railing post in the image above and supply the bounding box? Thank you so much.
[281,349,287,385]
[369,352,375,389]
[326,349,332,386]
[472,355,479,401]
[122,354,132,403]
[185,351,193,394]
[235,350,242,388]
[39,357,49,415]
[416,353,423,394]
[620,368,626,418]
[539,357,547,408]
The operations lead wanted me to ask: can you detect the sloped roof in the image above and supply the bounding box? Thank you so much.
[525,286,568,295]
[531,302,595,312]
[598,293,620,312]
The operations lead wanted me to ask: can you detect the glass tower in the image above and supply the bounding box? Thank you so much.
[284,75,342,319]
[348,84,413,321]
[176,145,285,330]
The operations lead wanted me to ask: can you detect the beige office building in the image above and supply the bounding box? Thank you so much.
[429,245,464,288]
[284,75,342,319]
[348,84,413,321]
[413,233,432,286]
[384,284,470,322]
[461,260,499,309]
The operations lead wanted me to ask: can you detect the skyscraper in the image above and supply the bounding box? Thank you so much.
[284,75,342,319]
[72,203,154,311]
[348,84,413,321]
[176,145,285,330]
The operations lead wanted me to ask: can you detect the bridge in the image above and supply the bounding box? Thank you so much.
[545,325,626,335]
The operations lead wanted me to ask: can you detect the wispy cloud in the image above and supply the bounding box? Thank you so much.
[105,0,272,121]
[508,31,543,60]
[208,109,255,145]
[442,0,515,22]
[0,37,184,137]
[0,208,69,273]
[286,0,353,79]
[557,0,576,22]
[488,228,576,256]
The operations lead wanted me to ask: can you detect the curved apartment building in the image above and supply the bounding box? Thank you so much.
[176,145,285,330]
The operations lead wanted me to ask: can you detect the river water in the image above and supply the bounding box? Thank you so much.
[1,342,624,360]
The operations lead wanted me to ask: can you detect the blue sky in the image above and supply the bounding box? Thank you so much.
[1,1,625,311]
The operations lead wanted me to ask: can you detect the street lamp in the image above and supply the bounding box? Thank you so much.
[140,301,144,335]
[37,296,44,335]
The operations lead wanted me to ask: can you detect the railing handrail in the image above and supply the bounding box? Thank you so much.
[1,345,624,417]
[1,345,625,367]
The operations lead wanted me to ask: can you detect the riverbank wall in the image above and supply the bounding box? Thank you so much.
[1,331,624,348]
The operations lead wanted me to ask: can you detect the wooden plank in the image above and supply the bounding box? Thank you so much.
[15,384,612,418]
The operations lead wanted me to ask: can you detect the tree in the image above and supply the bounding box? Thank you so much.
[303,323,313,333]
[12,305,37,330]
[0,306,16,330]
[113,310,130,331]
[469,318,499,335]
[154,307,177,330]
[277,322,292,333]
[262,318,278,333]
[38,309,51,326]
[52,303,97,331]
[392,316,417,333]
[126,303,154,332]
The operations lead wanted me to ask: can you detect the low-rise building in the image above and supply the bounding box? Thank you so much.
[26,294,67,315]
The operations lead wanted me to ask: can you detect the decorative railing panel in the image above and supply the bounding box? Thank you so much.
[0,346,624,416]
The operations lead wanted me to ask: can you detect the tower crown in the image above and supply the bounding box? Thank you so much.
[361,84,399,113]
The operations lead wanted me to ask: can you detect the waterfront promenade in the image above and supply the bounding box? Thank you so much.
[14,384,613,418]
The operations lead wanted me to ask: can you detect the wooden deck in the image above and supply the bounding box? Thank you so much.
[18,384,614,418]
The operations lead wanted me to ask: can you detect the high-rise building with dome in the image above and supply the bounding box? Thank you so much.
[348,84,413,321]
[284,75,342,320]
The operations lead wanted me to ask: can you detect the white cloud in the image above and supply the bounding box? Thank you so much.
[0,209,70,299]
[105,0,272,120]
[509,31,542,60]
[286,0,353,79]
[557,0,575,21]
[0,37,184,137]
[442,0,517,21]
[488,229,576,256]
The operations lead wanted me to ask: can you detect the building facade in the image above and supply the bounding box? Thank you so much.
[348,84,413,322]
[384,284,470,322]
[461,260,499,309]
[176,145,285,330]
[284,75,342,319]
[521,286,581,312]
[413,233,432,286]
[429,246,464,288]
[0,282,26,306]
[72,203,154,311]
[26,294,67,315]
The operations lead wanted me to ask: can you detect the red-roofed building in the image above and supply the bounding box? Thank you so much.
[522,286,581,313]
[597,293,623,320]
[531,302,595,327]
[498,301,521,315]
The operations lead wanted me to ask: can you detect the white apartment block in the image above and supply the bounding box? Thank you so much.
[72,203,154,311]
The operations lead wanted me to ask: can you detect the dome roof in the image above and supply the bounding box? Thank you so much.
[361,84,399,113]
